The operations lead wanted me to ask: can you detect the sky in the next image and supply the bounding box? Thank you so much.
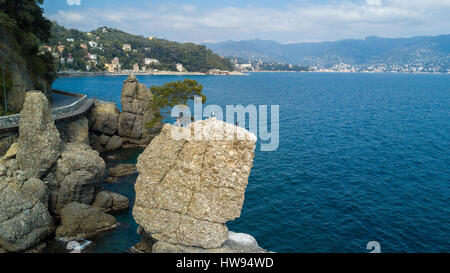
[43,0,450,44]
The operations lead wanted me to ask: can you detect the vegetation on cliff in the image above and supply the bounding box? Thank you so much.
[0,0,55,114]
[48,23,234,73]
[147,79,206,128]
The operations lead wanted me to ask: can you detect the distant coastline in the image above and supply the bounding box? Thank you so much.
[56,70,246,78]
[249,71,449,74]
[56,70,449,78]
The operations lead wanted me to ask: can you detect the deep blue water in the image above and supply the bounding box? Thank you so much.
[53,72,450,253]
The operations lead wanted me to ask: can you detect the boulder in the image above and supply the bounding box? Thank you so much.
[104,176,119,183]
[55,171,96,213]
[21,178,49,208]
[98,134,111,146]
[133,118,256,249]
[0,177,53,252]
[16,91,62,179]
[44,143,106,214]
[118,75,160,146]
[152,232,268,253]
[89,133,105,153]
[105,135,123,151]
[89,101,120,135]
[55,202,117,240]
[108,164,136,177]
[0,135,17,157]
[92,191,129,212]
[3,142,17,159]
[62,117,90,145]
[0,164,6,176]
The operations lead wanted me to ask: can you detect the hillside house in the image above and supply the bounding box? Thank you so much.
[144,58,159,65]
[67,54,74,64]
[105,57,122,72]
[57,45,65,53]
[122,44,132,51]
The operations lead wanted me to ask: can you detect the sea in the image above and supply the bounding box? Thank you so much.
[52,72,450,253]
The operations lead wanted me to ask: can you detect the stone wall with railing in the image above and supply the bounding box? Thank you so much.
[0,91,93,132]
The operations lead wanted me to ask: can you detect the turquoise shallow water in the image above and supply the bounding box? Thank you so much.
[53,72,450,253]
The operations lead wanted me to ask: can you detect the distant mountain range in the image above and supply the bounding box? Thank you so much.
[205,35,450,72]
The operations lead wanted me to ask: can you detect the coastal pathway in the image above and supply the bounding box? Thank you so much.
[0,90,95,133]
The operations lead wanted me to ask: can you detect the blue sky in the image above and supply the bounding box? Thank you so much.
[43,0,450,43]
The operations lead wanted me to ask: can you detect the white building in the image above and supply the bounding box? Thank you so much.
[89,54,97,60]
[236,63,252,71]
[176,63,184,72]
[144,58,159,65]
[66,38,74,42]
[89,41,98,47]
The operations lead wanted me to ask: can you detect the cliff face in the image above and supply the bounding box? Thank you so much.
[133,118,264,252]
[0,26,52,114]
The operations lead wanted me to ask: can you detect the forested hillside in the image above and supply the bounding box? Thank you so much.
[47,23,234,73]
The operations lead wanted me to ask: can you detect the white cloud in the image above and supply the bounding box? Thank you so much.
[367,0,382,6]
[66,0,81,6]
[47,1,450,43]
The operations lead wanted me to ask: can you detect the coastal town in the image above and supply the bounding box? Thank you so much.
[45,33,188,73]
[232,59,449,73]
[44,24,235,75]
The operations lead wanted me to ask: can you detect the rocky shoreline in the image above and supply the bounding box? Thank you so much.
[0,75,267,253]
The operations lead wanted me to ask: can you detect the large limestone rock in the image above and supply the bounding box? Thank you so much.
[55,202,117,239]
[90,101,120,136]
[118,75,160,146]
[16,91,62,179]
[133,118,256,249]
[44,143,106,214]
[0,176,53,252]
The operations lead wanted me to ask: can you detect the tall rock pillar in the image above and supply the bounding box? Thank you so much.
[118,75,160,147]
[16,91,61,179]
